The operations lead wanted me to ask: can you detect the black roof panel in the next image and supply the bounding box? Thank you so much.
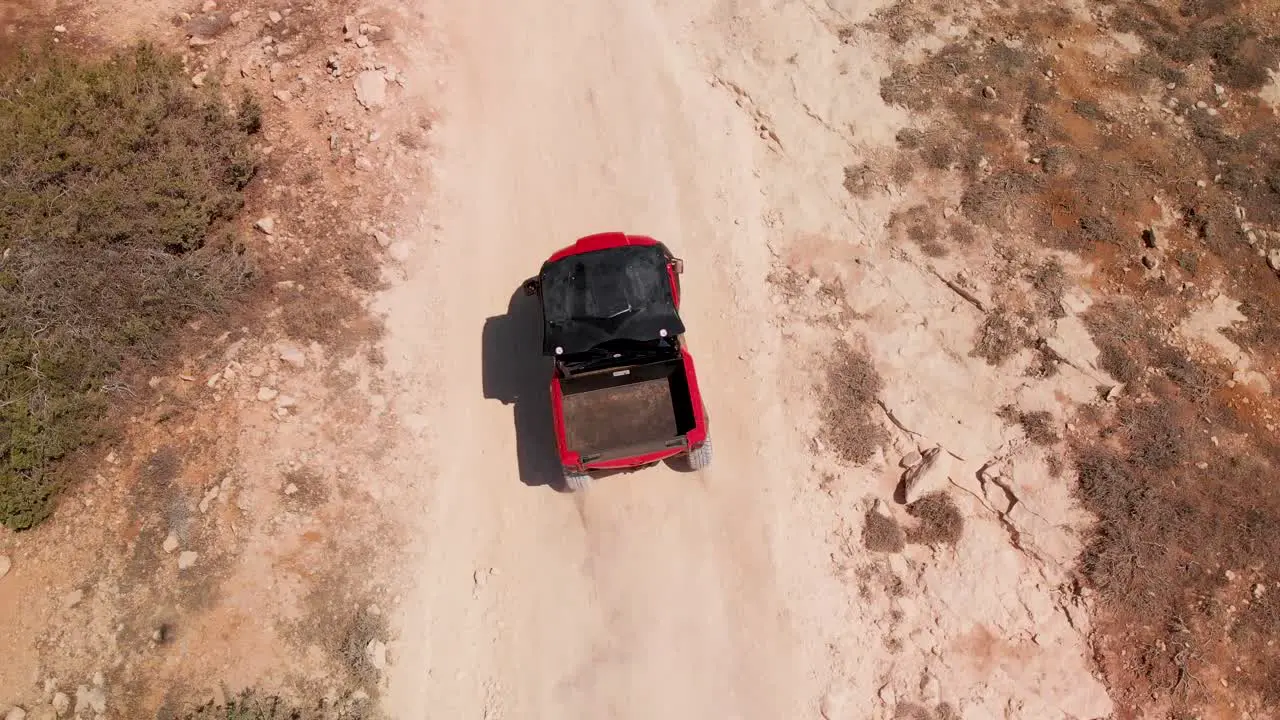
[539,244,684,356]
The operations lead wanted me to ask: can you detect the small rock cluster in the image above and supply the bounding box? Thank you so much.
[5,671,107,720]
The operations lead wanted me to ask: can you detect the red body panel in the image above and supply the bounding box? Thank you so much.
[545,232,659,263]
[545,233,706,473]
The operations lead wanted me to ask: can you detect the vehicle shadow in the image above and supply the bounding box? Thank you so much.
[482,287,566,490]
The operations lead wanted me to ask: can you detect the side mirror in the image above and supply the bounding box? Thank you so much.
[522,277,540,296]
[672,258,684,275]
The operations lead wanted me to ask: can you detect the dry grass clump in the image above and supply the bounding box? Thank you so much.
[818,342,889,465]
[998,405,1060,446]
[905,492,964,547]
[971,308,1033,366]
[862,507,906,553]
[181,689,372,720]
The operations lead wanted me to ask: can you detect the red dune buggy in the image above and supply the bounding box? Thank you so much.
[522,232,711,491]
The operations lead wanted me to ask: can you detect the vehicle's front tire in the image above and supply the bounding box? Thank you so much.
[563,471,592,492]
[687,438,713,471]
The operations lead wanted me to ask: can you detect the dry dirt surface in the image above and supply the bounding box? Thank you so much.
[378,0,1110,718]
[5,0,1280,717]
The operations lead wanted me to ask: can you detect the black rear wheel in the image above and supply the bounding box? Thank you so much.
[687,438,713,471]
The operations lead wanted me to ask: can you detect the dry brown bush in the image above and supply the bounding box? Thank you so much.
[819,342,890,465]
[905,492,964,547]
[862,508,906,553]
[971,309,1033,366]
[998,406,1060,446]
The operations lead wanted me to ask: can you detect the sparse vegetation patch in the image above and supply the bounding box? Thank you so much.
[181,688,373,720]
[0,44,259,529]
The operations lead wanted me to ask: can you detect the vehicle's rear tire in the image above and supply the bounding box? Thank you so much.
[687,438,713,471]
[563,471,592,492]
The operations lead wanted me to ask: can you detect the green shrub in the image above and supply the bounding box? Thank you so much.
[0,43,258,529]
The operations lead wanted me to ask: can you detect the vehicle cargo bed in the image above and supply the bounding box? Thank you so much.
[560,359,696,460]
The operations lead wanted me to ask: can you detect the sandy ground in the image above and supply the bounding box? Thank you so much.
[377,0,1109,718]
[18,0,1265,715]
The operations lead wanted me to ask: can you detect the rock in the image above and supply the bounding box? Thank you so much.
[284,483,299,496]
[162,533,179,553]
[1232,369,1272,394]
[201,0,216,10]
[27,706,54,720]
[276,395,298,409]
[248,365,266,378]
[355,34,371,48]
[354,155,374,172]
[982,85,997,99]
[1196,179,1207,188]
[199,486,219,513]
[91,672,103,688]
[229,10,248,24]
[902,446,949,504]
[870,498,891,518]
[365,638,388,671]
[63,589,84,608]
[355,70,387,109]
[5,706,26,720]
[268,62,284,82]
[899,450,922,468]
[53,25,67,33]
[1268,248,1280,272]
[267,10,282,23]
[343,16,359,39]
[273,89,293,103]
[177,551,198,571]
[257,387,279,402]
[982,474,1015,514]
[74,686,105,715]
[372,229,392,247]
[51,692,70,717]
[1142,227,1159,248]
[0,555,10,579]
[1196,100,1208,109]
[1255,583,1266,599]
[819,689,848,719]
[277,343,306,368]
[389,242,411,262]
[1142,254,1159,270]
[186,11,230,37]
[254,217,275,235]
[920,672,941,704]
[1106,384,1124,402]
[367,603,382,616]
[191,72,207,87]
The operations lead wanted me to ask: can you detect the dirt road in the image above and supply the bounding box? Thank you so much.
[381,1,825,716]
[374,0,1114,717]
